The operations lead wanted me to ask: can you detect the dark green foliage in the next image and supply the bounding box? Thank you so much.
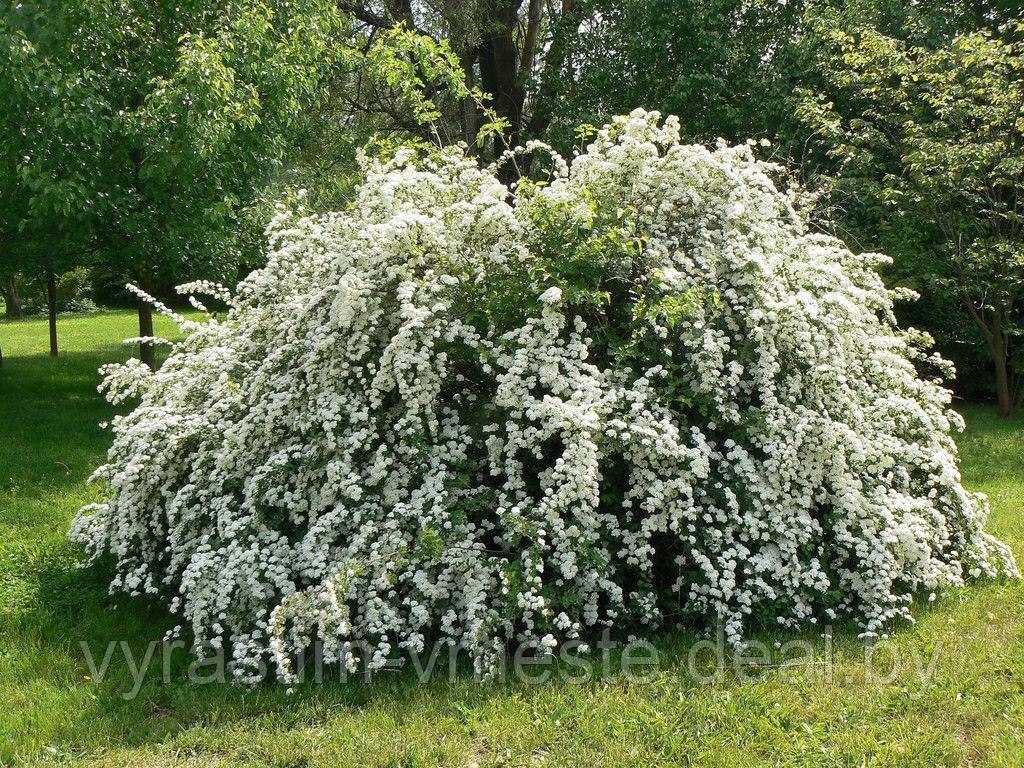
[539,0,804,153]
[798,10,1024,413]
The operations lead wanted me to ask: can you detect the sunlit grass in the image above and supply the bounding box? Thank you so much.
[0,310,1021,767]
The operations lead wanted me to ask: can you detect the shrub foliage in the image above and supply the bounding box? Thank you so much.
[72,111,1017,682]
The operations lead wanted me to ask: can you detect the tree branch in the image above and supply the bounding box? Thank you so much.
[338,2,391,29]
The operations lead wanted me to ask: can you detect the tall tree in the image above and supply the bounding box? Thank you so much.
[0,20,34,322]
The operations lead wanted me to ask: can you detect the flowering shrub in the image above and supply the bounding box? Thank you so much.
[72,110,1018,682]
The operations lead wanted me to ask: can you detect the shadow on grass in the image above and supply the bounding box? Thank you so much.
[0,350,121,495]
[8,531,984,764]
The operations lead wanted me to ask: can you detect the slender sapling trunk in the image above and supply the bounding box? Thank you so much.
[47,270,58,357]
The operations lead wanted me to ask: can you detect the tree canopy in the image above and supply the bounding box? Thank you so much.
[1,0,1022,411]
[800,18,1024,414]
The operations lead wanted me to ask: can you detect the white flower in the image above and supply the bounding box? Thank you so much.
[539,286,563,305]
[69,111,1018,684]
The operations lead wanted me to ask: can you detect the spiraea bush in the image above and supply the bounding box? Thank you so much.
[72,111,1018,682]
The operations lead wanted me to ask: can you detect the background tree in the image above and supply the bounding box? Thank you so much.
[1,11,91,354]
[1,20,35,322]
[536,0,804,151]
[338,0,586,176]
[799,17,1024,414]
[11,0,351,367]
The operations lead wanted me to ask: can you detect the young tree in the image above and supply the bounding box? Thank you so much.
[13,0,351,368]
[799,21,1024,414]
[2,13,85,358]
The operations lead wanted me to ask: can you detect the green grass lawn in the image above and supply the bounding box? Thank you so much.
[1,310,1022,767]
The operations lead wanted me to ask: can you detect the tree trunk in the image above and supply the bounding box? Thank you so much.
[4,273,22,318]
[962,292,1016,416]
[137,295,156,370]
[992,333,1012,416]
[477,0,527,184]
[458,47,480,149]
[47,270,58,357]
[525,0,580,140]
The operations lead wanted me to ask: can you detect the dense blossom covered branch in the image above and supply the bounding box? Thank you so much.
[71,111,1018,683]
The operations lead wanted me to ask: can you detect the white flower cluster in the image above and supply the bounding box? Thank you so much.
[71,110,1018,682]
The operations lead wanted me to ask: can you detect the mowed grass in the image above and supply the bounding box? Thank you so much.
[0,310,1021,767]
